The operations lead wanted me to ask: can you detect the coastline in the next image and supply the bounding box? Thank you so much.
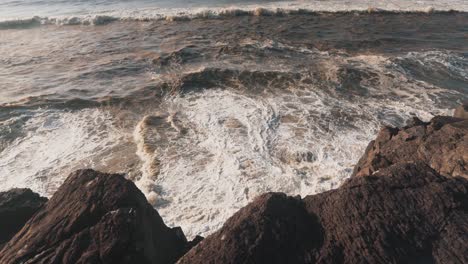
[0,105,466,263]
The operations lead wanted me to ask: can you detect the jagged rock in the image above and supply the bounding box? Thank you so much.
[304,162,468,264]
[0,170,190,264]
[454,104,468,119]
[178,162,468,264]
[352,116,467,178]
[178,192,321,264]
[0,188,47,250]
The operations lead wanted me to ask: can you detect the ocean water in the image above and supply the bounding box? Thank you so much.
[0,0,467,238]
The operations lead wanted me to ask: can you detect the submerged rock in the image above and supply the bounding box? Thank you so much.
[178,162,468,264]
[352,115,467,178]
[454,104,468,119]
[0,170,191,264]
[0,188,47,250]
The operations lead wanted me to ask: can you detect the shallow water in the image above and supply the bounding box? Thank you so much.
[0,3,467,238]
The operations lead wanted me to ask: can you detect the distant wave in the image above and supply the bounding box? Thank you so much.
[0,7,466,29]
[0,15,118,29]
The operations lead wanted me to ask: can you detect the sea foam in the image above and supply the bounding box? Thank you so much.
[131,50,459,238]
[0,109,124,196]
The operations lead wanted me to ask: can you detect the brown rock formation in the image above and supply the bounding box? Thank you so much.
[178,192,321,264]
[352,116,467,178]
[0,188,47,250]
[178,162,468,264]
[0,170,190,264]
[304,162,468,264]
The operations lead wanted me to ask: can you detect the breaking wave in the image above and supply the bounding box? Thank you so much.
[1,8,465,29]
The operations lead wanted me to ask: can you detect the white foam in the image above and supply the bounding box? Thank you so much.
[1,0,466,27]
[133,49,457,238]
[0,109,124,196]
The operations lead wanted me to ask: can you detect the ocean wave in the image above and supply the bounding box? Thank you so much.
[0,15,119,29]
[0,7,465,29]
[0,47,465,238]
[391,51,468,93]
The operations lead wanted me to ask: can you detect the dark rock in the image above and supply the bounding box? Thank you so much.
[178,193,322,264]
[178,162,468,264]
[454,104,468,119]
[0,188,47,250]
[0,169,189,264]
[352,116,467,178]
[304,162,468,264]
[186,236,204,252]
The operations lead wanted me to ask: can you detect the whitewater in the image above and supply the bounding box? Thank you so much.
[0,0,467,238]
[1,0,468,26]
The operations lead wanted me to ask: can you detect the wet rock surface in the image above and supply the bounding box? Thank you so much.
[0,188,47,250]
[0,170,192,264]
[178,162,468,264]
[352,115,467,178]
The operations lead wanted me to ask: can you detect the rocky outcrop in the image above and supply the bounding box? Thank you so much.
[178,192,322,264]
[304,162,467,264]
[352,116,467,178]
[0,188,47,250]
[0,170,191,264]
[178,162,468,264]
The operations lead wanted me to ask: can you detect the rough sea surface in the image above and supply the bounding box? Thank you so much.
[0,0,467,238]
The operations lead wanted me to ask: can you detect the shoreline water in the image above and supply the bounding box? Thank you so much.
[1,8,467,238]
[1,107,467,263]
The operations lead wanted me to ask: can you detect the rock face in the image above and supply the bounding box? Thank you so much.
[178,162,468,264]
[0,170,190,264]
[0,188,47,249]
[352,116,467,178]
[304,162,468,264]
[178,192,322,264]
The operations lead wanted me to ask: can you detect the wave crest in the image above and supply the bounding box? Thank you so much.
[0,8,464,29]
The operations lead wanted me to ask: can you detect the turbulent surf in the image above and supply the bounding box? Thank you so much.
[0,0,467,238]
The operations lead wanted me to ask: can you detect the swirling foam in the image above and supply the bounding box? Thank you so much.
[0,108,124,196]
[132,50,460,238]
